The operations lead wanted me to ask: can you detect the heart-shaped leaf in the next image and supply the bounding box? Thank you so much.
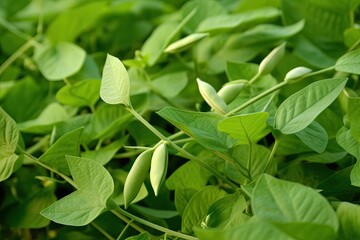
[41,156,114,226]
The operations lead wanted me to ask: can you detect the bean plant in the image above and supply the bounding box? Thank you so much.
[1,0,360,239]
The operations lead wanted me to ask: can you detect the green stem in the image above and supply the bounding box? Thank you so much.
[294,66,335,82]
[110,210,150,235]
[248,72,261,85]
[26,135,50,155]
[0,18,33,41]
[0,39,36,75]
[127,107,238,189]
[113,208,199,240]
[91,222,115,240]
[226,81,288,116]
[116,219,133,240]
[263,137,280,173]
[21,150,78,189]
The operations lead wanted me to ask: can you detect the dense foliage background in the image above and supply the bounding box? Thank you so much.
[1,0,360,239]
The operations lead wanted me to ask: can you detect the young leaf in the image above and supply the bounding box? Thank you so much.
[100,54,130,106]
[0,107,20,182]
[41,156,114,226]
[182,186,226,234]
[335,48,360,74]
[204,192,248,229]
[295,121,328,153]
[218,112,270,145]
[39,128,83,175]
[252,174,338,231]
[34,42,86,81]
[275,78,347,134]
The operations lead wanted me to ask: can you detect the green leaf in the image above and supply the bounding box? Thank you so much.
[6,185,56,228]
[204,192,248,229]
[151,71,188,98]
[41,156,114,226]
[295,151,347,164]
[337,202,360,240]
[0,107,20,182]
[175,189,198,216]
[182,186,226,234]
[335,47,360,74]
[83,104,132,144]
[166,161,212,190]
[252,174,338,231]
[194,221,293,240]
[351,160,360,187]
[35,42,86,81]
[17,102,72,134]
[141,22,178,66]
[39,128,83,175]
[158,107,235,151]
[196,7,280,34]
[82,137,127,165]
[275,78,347,134]
[218,112,270,145]
[231,20,304,46]
[56,79,100,107]
[229,144,274,182]
[181,0,226,33]
[46,2,108,42]
[100,54,131,106]
[348,97,360,142]
[125,232,151,240]
[337,125,360,159]
[295,121,328,153]
[271,222,336,240]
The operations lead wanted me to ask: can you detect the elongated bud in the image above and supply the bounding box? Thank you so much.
[258,42,286,75]
[218,80,247,103]
[124,149,153,208]
[165,33,209,53]
[197,78,229,114]
[284,66,312,83]
[150,143,168,196]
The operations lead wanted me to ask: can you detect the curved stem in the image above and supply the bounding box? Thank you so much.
[21,149,78,189]
[91,222,115,240]
[226,81,288,116]
[263,137,280,173]
[0,39,36,75]
[127,107,238,189]
[113,207,198,240]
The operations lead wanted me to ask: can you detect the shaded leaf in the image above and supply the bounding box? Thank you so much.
[295,121,328,153]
